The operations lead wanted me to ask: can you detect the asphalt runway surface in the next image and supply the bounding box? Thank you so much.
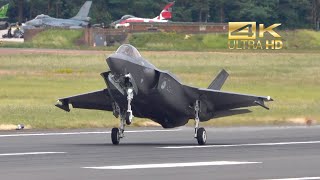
[0,126,320,180]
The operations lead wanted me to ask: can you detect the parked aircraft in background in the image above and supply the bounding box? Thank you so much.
[111,2,175,28]
[56,44,273,145]
[24,1,92,29]
[0,3,9,30]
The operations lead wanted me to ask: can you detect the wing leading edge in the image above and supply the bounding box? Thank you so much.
[200,88,273,110]
[55,89,113,112]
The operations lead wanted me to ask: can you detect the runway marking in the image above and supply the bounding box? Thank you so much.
[0,129,181,138]
[260,177,320,180]
[83,161,261,170]
[159,140,320,149]
[0,152,66,156]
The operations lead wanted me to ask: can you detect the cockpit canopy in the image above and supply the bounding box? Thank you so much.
[35,14,50,19]
[116,44,142,59]
[121,15,135,20]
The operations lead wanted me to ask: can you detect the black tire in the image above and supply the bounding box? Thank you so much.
[125,112,132,125]
[196,127,207,145]
[111,128,120,145]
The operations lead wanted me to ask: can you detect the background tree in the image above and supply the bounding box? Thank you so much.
[277,0,312,29]
[0,0,319,30]
[312,0,320,30]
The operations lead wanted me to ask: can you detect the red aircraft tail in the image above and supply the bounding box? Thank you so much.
[154,1,175,20]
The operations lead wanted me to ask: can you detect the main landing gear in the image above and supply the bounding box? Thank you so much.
[194,100,207,145]
[111,87,134,145]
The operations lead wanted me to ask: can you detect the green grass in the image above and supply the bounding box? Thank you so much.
[30,29,84,49]
[129,32,228,51]
[282,29,320,49]
[0,51,319,129]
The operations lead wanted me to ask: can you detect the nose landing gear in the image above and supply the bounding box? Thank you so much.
[110,74,135,145]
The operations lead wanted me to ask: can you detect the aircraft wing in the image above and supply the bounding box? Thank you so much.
[184,85,273,112]
[55,89,113,112]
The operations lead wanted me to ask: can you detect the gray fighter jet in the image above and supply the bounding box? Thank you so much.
[56,44,273,145]
[24,1,92,29]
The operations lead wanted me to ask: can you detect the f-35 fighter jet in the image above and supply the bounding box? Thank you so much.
[56,44,273,145]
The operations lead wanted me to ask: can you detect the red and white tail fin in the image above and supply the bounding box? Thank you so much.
[153,1,175,20]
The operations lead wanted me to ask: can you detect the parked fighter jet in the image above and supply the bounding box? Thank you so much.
[24,1,92,29]
[56,44,273,145]
[111,2,175,28]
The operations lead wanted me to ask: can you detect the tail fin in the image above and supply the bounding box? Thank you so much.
[153,1,175,20]
[71,1,92,21]
[0,3,9,19]
[208,69,229,90]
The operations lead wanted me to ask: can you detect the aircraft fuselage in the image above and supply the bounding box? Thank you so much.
[25,17,88,28]
[105,53,195,128]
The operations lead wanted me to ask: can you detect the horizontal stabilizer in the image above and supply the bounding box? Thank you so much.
[208,69,229,90]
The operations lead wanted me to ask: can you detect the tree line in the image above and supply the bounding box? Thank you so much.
[1,0,320,30]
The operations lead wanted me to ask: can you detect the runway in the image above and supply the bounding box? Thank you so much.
[0,126,320,180]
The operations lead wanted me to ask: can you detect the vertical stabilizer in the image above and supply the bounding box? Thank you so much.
[153,1,175,20]
[71,1,92,21]
[208,69,229,90]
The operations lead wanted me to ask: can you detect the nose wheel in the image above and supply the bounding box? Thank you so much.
[111,128,120,145]
[111,113,125,145]
[110,102,126,145]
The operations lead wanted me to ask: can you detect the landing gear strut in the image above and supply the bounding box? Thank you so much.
[111,74,135,145]
[194,100,207,145]
[125,88,134,125]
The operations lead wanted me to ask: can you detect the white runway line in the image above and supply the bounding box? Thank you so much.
[83,161,261,170]
[0,129,181,138]
[260,177,320,180]
[0,152,66,156]
[159,140,320,149]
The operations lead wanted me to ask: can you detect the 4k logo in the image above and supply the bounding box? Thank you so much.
[229,22,257,40]
[228,22,282,50]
